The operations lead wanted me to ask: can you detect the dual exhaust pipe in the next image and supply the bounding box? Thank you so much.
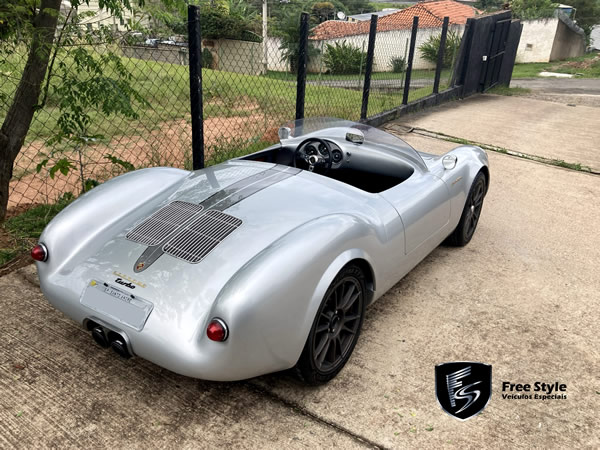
[88,321,132,359]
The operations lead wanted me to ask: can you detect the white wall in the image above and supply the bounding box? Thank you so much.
[76,0,141,32]
[266,37,288,71]
[307,25,465,73]
[516,18,559,63]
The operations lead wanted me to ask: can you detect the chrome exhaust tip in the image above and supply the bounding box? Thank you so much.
[109,334,132,359]
[91,326,110,348]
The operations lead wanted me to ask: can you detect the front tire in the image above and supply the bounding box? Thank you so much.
[446,171,487,247]
[295,264,366,384]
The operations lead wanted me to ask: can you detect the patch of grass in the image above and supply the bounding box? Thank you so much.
[512,52,600,79]
[0,193,74,267]
[0,249,20,266]
[486,86,531,96]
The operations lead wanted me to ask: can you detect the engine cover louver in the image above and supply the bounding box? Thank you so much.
[126,201,204,246]
[162,210,242,264]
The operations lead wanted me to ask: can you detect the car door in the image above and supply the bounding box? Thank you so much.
[381,168,451,255]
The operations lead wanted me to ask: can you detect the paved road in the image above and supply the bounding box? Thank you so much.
[511,77,600,95]
[1,96,599,448]
[390,94,600,172]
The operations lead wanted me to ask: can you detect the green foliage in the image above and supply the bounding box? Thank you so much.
[418,30,461,68]
[198,0,260,41]
[476,0,503,11]
[389,56,406,73]
[510,0,557,19]
[3,192,74,243]
[312,2,336,22]
[323,40,366,74]
[202,48,214,69]
[566,0,600,37]
[277,7,320,73]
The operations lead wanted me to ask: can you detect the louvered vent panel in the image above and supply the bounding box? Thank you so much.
[162,210,242,263]
[126,201,204,246]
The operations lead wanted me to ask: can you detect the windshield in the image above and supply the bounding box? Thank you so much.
[279,117,425,168]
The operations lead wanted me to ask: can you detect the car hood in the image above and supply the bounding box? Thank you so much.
[66,161,385,330]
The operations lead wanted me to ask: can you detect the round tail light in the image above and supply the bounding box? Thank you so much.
[31,243,48,262]
[206,318,228,342]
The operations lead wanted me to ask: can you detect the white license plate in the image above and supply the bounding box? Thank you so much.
[81,280,153,331]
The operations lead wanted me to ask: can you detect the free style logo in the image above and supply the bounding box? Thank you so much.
[435,362,492,421]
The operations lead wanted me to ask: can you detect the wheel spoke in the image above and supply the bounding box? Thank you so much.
[335,336,343,358]
[316,322,329,333]
[342,291,360,313]
[344,313,360,323]
[340,282,356,310]
[315,334,329,360]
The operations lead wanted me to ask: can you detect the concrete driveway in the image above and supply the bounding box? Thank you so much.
[1,95,599,448]
[389,94,600,173]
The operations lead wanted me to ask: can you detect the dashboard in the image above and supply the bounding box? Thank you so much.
[301,140,345,169]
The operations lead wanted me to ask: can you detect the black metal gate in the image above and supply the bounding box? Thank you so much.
[454,11,522,98]
[480,18,512,91]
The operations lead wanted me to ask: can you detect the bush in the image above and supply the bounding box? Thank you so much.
[419,31,462,68]
[202,48,214,69]
[389,56,406,73]
[323,40,367,74]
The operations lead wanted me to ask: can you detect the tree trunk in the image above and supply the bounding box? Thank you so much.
[0,0,62,222]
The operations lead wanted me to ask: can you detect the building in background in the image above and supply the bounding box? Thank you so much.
[308,0,479,71]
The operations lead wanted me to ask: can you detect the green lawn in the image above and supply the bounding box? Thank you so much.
[512,52,600,79]
[1,46,439,152]
[0,193,74,266]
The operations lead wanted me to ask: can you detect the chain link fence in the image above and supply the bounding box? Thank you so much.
[1,10,461,266]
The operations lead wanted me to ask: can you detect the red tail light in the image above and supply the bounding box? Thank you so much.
[31,244,48,262]
[206,318,228,342]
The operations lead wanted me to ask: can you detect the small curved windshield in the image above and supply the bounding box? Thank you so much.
[279,117,425,168]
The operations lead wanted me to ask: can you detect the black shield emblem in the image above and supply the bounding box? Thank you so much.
[435,362,492,421]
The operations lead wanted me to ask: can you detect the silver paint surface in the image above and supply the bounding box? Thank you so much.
[36,123,489,381]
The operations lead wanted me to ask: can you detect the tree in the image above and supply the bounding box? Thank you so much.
[510,0,556,19]
[312,2,335,22]
[419,30,462,68]
[568,0,600,37]
[276,7,320,73]
[0,0,147,221]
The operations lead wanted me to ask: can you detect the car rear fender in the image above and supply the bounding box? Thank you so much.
[209,213,379,370]
[37,167,190,277]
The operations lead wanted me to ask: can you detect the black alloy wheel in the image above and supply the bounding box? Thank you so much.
[446,171,487,247]
[296,264,366,384]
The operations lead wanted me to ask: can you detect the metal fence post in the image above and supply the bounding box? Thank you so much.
[402,16,419,106]
[188,5,204,170]
[360,14,378,120]
[433,17,449,94]
[295,12,309,120]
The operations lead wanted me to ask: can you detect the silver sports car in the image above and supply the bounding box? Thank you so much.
[33,117,489,384]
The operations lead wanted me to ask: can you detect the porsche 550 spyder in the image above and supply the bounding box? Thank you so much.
[33,117,489,384]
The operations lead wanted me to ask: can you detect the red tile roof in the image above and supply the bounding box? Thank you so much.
[310,0,479,40]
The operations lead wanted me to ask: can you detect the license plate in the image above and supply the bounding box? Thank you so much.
[81,280,153,331]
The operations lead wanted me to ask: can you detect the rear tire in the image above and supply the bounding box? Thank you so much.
[445,172,487,247]
[295,264,366,384]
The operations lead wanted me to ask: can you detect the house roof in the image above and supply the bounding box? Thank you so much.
[348,9,400,22]
[310,0,479,41]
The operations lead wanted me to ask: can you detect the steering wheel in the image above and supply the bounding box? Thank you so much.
[293,138,333,174]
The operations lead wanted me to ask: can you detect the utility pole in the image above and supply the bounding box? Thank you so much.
[262,0,268,75]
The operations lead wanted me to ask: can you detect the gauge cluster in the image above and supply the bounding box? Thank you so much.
[303,141,344,168]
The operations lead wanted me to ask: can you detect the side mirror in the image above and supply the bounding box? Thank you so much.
[346,130,364,144]
[442,154,457,170]
[278,127,291,140]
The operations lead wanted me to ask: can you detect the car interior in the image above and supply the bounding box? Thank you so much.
[241,137,416,193]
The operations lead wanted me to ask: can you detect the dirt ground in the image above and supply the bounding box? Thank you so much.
[8,114,278,209]
[1,97,599,448]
